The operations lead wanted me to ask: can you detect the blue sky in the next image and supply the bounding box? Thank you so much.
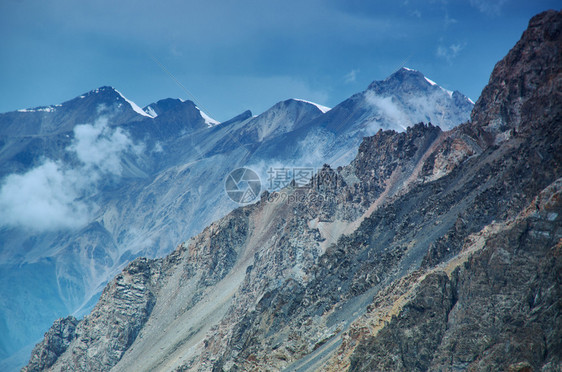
[0,0,558,121]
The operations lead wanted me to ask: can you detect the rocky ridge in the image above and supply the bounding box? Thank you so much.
[23,258,160,372]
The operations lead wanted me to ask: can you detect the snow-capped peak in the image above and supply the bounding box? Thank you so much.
[196,107,221,127]
[292,99,331,113]
[114,89,154,118]
[401,67,451,93]
[403,69,455,98]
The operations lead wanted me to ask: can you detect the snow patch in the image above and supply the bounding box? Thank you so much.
[17,106,56,113]
[144,106,158,118]
[403,67,416,71]
[114,89,153,118]
[196,107,220,127]
[424,77,438,86]
[292,99,331,113]
[422,74,455,98]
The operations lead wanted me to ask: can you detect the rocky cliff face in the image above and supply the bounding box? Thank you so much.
[471,10,561,141]
[329,178,562,371]
[24,10,561,372]
[23,316,78,372]
[23,258,160,372]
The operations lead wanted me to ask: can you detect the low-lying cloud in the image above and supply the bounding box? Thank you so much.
[364,92,409,131]
[0,117,143,232]
[71,117,142,175]
[0,161,90,231]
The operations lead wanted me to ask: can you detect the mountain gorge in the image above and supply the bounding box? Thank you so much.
[21,9,561,372]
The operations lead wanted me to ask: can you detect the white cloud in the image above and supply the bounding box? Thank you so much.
[436,42,466,63]
[0,117,143,232]
[469,0,507,16]
[444,13,458,27]
[411,10,422,18]
[70,117,143,175]
[0,161,91,231]
[344,69,359,84]
[364,92,409,131]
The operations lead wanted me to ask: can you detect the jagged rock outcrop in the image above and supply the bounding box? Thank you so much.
[471,10,561,140]
[24,10,561,372]
[24,258,160,371]
[23,317,78,372]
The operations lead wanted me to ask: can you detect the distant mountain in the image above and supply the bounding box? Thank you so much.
[252,66,474,168]
[0,61,472,369]
[366,67,474,129]
[22,10,561,372]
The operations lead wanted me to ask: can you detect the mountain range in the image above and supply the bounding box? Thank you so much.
[16,9,562,372]
[0,53,474,369]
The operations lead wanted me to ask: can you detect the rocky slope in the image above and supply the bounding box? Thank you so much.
[23,9,561,372]
[326,177,561,371]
